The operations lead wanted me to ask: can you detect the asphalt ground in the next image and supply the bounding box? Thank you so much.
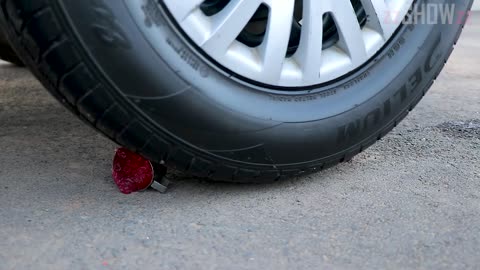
[0,13,479,270]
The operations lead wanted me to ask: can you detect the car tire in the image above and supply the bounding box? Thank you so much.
[0,0,473,182]
[0,27,23,66]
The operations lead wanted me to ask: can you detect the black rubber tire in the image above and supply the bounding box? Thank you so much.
[0,26,23,66]
[0,0,473,182]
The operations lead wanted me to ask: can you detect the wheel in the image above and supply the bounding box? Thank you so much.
[0,26,23,65]
[0,0,472,182]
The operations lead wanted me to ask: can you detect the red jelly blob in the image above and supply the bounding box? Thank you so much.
[112,148,154,194]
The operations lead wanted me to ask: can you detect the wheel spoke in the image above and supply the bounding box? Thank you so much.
[360,0,397,39]
[202,0,263,54]
[331,1,368,66]
[386,0,415,23]
[259,0,295,83]
[294,0,326,83]
[163,0,204,22]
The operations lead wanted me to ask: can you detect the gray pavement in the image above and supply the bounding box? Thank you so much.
[1,15,479,270]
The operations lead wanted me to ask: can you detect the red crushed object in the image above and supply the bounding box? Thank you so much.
[112,148,154,194]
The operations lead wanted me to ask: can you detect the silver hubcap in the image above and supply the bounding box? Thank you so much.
[163,0,413,87]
